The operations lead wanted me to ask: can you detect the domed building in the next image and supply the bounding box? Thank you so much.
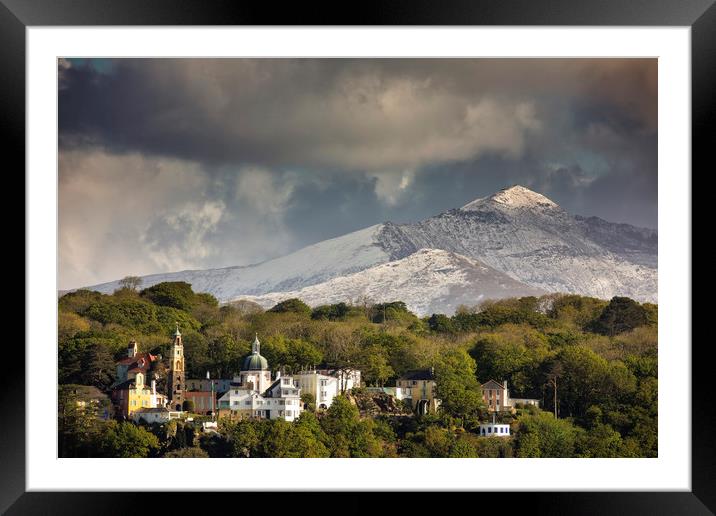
[238,334,272,393]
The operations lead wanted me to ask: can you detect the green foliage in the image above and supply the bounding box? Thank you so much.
[591,296,649,336]
[433,349,485,429]
[58,287,658,458]
[164,447,209,458]
[320,395,383,457]
[428,313,456,333]
[183,399,195,412]
[269,298,312,316]
[99,421,160,458]
[371,301,417,324]
[119,275,143,291]
[514,411,578,457]
[547,294,608,330]
[312,302,360,321]
[140,281,204,311]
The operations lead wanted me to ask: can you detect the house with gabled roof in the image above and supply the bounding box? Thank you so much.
[216,335,303,422]
[395,368,441,415]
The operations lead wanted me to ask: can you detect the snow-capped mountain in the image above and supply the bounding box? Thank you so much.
[374,185,657,302]
[79,185,657,309]
[237,249,545,316]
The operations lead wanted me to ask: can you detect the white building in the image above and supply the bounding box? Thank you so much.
[216,335,303,422]
[132,407,182,425]
[478,422,511,437]
[293,368,360,410]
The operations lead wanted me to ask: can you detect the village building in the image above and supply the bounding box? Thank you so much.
[217,335,303,422]
[111,371,160,418]
[63,384,113,420]
[478,422,511,437]
[184,390,217,415]
[395,368,441,415]
[293,368,361,410]
[187,377,232,394]
[132,407,183,425]
[481,379,540,413]
[112,340,159,387]
[167,324,186,411]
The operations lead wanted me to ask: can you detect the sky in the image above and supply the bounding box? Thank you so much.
[58,58,657,290]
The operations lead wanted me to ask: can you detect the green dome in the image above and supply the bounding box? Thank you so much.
[243,353,269,371]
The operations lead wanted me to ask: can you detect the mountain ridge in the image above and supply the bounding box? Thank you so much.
[72,185,657,306]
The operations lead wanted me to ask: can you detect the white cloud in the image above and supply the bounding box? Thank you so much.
[59,151,298,289]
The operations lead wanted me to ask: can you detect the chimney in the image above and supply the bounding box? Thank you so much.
[127,340,137,358]
[276,370,281,380]
[151,379,157,396]
[503,380,508,390]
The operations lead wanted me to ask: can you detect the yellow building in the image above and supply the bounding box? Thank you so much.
[395,368,441,415]
[111,372,156,418]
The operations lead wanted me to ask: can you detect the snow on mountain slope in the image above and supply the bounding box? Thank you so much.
[376,185,657,302]
[77,185,657,305]
[83,224,390,299]
[235,249,545,316]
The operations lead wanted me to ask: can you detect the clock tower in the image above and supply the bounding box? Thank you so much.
[167,323,185,411]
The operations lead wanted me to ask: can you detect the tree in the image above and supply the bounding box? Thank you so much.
[269,298,312,316]
[591,296,648,336]
[119,275,143,291]
[182,399,195,412]
[164,447,210,458]
[99,422,160,458]
[320,395,382,457]
[58,385,105,457]
[140,281,197,311]
[433,349,485,429]
[514,411,578,458]
[80,343,115,390]
[428,313,456,333]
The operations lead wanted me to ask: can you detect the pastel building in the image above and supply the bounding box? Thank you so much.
[111,372,158,418]
[293,368,360,410]
[217,335,303,422]
[187,377,232,394]
[478,422,511,437]
[395,368,441,415]
[481,379,541,413]
[184,390,217,415]
[113,340,159,387]
[132,407,183,425]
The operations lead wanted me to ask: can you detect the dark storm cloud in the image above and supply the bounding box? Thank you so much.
[58,58,657,289]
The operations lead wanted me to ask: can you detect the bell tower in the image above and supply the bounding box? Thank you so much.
[167,322,185,410]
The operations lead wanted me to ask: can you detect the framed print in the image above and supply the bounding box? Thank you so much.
[5,0,711,513]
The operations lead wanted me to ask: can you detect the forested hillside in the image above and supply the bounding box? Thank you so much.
[58,281,657,458]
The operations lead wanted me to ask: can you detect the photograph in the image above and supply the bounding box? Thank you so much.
[57,57,659,460]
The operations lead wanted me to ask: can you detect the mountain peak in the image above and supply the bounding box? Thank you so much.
[461,185,559,211]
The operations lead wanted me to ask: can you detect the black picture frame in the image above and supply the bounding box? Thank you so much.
[4,1,709,513]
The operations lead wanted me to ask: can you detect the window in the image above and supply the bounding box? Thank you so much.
[488,427,492,433]
[320,379,327,387]
[286,410,292,417]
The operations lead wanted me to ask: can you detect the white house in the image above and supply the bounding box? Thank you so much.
[132,407,182,424]
[293,368,360,410]
[216,335,303,422]
[478,422,511,437]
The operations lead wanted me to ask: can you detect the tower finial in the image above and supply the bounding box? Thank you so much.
[252,333,260,354]
[174,322,181,337]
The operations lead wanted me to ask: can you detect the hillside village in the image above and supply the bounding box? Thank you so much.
[58,281,658,458]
